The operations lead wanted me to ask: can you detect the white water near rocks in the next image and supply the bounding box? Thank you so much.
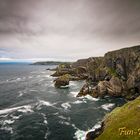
[0,64,125,140]
[101,103,115,111]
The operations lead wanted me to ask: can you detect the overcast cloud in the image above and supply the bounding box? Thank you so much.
[0,0,140,62]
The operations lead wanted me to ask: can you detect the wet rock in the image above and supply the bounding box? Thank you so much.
[76,83,90,97]
[54,74,70,88]
[86,128,102,140]
[86,123,104,140]
[77,76,125,98]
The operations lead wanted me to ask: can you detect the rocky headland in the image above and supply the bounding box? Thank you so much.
[51,45,140,100]
[50,45,140,139]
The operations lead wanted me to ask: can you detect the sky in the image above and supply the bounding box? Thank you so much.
[0,0,140,62]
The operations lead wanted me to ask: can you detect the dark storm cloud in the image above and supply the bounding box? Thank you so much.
[0,0,140,61]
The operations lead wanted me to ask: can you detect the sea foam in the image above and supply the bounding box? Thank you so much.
[0,105,33,115]
[74,122,102,140]
[61,102,71,110]
[70,91,79,97]
[101,103,115,111]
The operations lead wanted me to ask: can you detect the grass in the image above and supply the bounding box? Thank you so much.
[96,96,140,140]
[107,67,118,77]
[59,74,71,81]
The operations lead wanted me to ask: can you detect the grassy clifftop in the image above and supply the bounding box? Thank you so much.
[96,96,140,140]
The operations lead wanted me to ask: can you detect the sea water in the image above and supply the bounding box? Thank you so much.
[0,64,125,140]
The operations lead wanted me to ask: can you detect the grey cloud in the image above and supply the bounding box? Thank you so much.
[0,0,140,60]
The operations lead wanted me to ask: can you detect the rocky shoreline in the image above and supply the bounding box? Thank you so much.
[50,45,140,139]
[51,45,140,100]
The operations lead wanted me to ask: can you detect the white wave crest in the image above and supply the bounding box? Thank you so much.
[41,113,48,125]
[0,105,33,115]
[74,129,86,140]
[61,102,71,110]
[70,92,79,97]
[10,114,22,120]
[59,121,71,126]
[72,100,85,104]
[39,100,54,106]
[0,126,13,134]
[58,115,67,120]
[80,95,99,101]
[18,105,33,113]
[101,103,115,111]
[36,100,58,110]
[17,91,24,97]
[2,120,15,125]
[74,122,102,140]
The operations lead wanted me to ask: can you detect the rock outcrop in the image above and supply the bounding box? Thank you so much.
[51,60,90,87]
[86,126,103,140]
[76,45,140,100]
[54,74,70,88]
[51,45,140,99]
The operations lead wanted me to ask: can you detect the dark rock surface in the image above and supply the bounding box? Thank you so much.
[53,74,70,88]
[50,45,140,99]
[86,127,103,140]
[76,45,140,100]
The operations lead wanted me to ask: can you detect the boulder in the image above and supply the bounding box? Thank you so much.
[107,76,123,96]
[76,83,90,97]
[97,81,109,96]
[54,74,70,88]
[86,126,103,140]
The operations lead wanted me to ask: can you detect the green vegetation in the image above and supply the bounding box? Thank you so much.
[107,67,118,77]
[96,96,140,140]
[58,74,71,81]
[59,63,72,69]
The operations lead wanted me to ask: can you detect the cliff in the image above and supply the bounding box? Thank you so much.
[77,45,140,100]
[51,45,140,100]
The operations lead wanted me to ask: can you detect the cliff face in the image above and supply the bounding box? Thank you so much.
[104,45,140,79]
[85,45,140,81]
[72,57,103,68]
[77,45,140,100]
[51,45,140,99]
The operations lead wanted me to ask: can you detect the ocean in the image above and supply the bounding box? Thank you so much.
[0,64,125,140]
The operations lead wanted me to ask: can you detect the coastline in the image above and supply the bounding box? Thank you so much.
[48,45,140,139]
